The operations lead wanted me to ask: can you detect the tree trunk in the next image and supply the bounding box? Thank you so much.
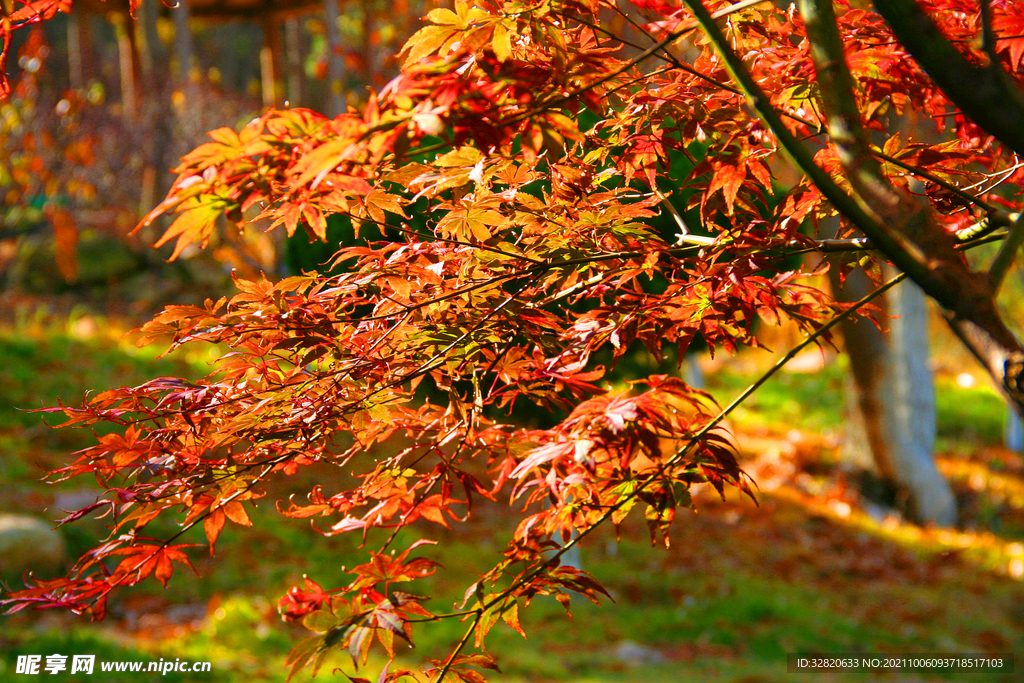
[831,265,957,526]
[323,0,345,117]
[284,17,304,106]
[261,17,284,108]
[173,0,194,83]
[1005,407,1023,452]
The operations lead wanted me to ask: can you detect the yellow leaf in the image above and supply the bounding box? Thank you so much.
[492,21,512,62]
[291,138,351,189]
[302,204,328,241]
[468,218,491,242]
[223,501,252,527]
[206,127,240,147]
[385,275,413,301]
[401,25,457,66]
[426,7,461,25]
[153,201,224,260]
[435,146,484,167]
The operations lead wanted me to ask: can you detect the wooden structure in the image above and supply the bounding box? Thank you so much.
[68,0,346,115]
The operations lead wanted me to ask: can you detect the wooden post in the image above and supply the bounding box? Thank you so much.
[67,11,83,90]
[261,16,283,108]
[324,0,344,117]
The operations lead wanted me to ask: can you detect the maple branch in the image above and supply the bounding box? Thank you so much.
[681,0,1024,411]
[54,245,713,435]
[492,0,777,135]
[573,11,738,97]
[798,0,1024,413]
[798,0,980,271]
[988,212,1024,293]
[430,618,480,683]
[338,278,537,425]
[961,160,1024,204]
[683,274,903,455]
[72,211,1011,448]
[1,0,62,28]
[476,266,908,641]
[677,1,906,267]
[397,61,676,161]
[581,2,830,138]
[873,0,1024,158]
[807,228,1010,254]
[871,149,1001,216]
[61,457,278,616]
[341,207,548,266]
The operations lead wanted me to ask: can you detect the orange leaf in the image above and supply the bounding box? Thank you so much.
[204,508,226,553]
[154,552,174,588]
[223,501,252,527]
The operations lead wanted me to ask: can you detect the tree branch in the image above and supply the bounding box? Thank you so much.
[800,0,1024,414]
[678,2,890,241]
[989,212,1024,293]
[873,0,1024,158]
[681,0,966,314]
[980,0,1000,66]
[679,0,1024,413]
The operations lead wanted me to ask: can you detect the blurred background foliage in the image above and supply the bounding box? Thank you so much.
[0,0,432,313]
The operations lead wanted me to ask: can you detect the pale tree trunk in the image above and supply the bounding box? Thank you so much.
[831,265,956,526]
[1006,409,1023,452]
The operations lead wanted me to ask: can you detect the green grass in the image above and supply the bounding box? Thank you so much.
[706,356,1010,446]
[0,310,214,495]
[4,488,1021,683]
[705,360,846,433]
[0,332,208,431]
[933,377,1007,445]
